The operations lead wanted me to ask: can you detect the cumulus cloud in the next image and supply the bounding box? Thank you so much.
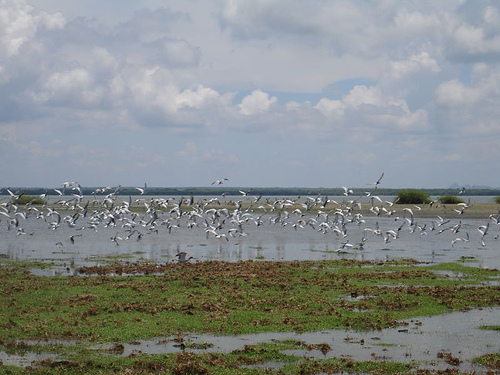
[435,79,482,107]
[436,65,500,108]
[238,90,277,116]
[389,51,440,80]
[314,85,428,130]
[315,98,344,118]
[0,0,65,57]
[1,0,500,187]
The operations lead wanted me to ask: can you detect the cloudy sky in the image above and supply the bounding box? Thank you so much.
[1,0,499,189]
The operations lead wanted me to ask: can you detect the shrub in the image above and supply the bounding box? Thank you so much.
[438,195,464,204]
[13,195,47,205]
[495,196,500,204]
[396,190,431,205]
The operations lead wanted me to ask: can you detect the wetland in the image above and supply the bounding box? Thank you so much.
[1,193,499,373]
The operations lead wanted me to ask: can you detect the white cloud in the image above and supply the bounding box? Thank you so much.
[436,67,500,108]
[238,89,277,116]
[435,79,482,107]
[44,68,92,92]
[343,85,383,108]
[392,10,442,36]
[314,98,344,118]
[176,85,218,109]
[1,0,499,187]
[389,51,440,80]
[161,39,200,67]
[314,85,428,130]
[484,6,500,31]
[0,0,65,57]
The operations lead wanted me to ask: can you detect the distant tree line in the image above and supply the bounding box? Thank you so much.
[2,186,500,197]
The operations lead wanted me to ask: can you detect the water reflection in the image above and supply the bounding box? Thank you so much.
[2,308,499,372]
[0,196,499,270]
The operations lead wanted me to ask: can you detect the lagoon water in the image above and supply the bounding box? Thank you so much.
[0,195,498,271]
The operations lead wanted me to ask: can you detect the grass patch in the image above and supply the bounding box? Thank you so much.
[480,325,500,331]
[13,195,47,206]
[1,258,500,373]
[0,347,419,374]
[1,260,500,343]
[473,353,500,369]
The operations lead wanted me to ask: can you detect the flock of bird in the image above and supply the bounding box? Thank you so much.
[1,174,499,264]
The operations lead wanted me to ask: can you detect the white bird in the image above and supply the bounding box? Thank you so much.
[451,232,469,248]
[369,172,385,186]
[336,241,353,252]
[211,178,228,185]
[341,186,353,196]
[478,222,489,237]
[135,183,147,195]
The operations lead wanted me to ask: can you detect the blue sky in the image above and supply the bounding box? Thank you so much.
[1,0,500,188]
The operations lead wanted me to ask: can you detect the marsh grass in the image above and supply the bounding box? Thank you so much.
[2,259,500,373]
[2,260,500,341]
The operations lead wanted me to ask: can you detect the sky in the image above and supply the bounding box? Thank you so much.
[1,0,500,189]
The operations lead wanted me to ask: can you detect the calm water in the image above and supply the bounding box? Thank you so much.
[0,195,498,270]
[2,308,499,371]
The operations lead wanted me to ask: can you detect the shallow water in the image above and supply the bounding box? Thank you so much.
[1,210,499,270]
[2,308,499,371]
[1,195,499,370]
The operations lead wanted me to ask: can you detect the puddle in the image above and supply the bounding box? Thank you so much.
[0,351,59,367]
[101,306,500,373]
[430,270,468,279]
[4,308,498,371]
[241,361,289,370]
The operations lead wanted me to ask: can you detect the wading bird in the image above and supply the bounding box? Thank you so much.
[175,251,195,263]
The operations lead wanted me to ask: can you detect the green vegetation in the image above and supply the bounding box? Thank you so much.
[13,195,47,205]
[396,189,431,205]
[1,260,500,373]
[473,353,500,370]
[495,196,500,204]
[1,260,499,343]
[438,195,464,204]
[0,344,417,374]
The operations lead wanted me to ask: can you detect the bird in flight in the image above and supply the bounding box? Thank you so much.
[369,172,385,186]
[211,178,228,185]
[175,251,195,263]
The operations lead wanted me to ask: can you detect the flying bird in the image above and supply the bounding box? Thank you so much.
[211,178,228,185]
[369,172,385,186]
[175,251,195,263]
[135,183,148,195]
